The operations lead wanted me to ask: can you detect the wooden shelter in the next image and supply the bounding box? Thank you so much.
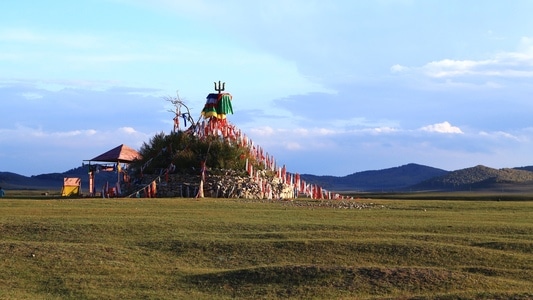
[85,144,141,196]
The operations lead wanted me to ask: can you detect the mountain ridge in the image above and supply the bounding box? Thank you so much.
[0,166,118,191]
[300,163,449,192]
[2,163,533,193]
[412,165,533,192]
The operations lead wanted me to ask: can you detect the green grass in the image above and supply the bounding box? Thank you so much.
[0,196,532,299]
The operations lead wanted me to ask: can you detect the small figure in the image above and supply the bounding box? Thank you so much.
[0,187,5,198]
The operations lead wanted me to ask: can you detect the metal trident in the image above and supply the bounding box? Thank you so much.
[214,81,225,94]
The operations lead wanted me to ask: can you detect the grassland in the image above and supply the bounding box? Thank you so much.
[0,194,532,299]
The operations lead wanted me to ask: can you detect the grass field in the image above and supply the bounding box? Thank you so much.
[0,194,532,299]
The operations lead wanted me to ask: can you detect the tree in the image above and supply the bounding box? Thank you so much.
[165,91,197,133]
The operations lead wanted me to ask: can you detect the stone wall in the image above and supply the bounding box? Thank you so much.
[136,169,296,199]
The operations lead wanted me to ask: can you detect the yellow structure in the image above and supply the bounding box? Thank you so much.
[61,177,81,196]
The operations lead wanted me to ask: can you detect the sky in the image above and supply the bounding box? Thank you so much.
[1,0,533,177]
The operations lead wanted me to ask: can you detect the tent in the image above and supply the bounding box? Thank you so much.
[85,144,141,196]
[61,177,81,196]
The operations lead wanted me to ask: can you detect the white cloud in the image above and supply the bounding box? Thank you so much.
[122,0,224,17]
[345,127,399,135]
[66,53,168,64]
[20,92,43,100]
[0,28,45,43]
[285,142,302,150]
[331,117,400,130]
[420,121,463,134]
[127,0,320,23]
[394,37,533,80]
[119,127,138,134]
[0,125,146,144]
[0,28,105,49]
[52,130,83,137]
[0,123,151,173]
[249,126,276,136]
[422,58,496,78]
[249,126,337,139]
[368,127,398,134]
[294,128,309,136]
[317,128,336,135]
[515,36,533,56]
[422,52,533,78]
[390,64,409,73]
[478,130,521,141]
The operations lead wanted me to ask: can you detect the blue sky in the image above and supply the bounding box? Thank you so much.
[2,0,533,176]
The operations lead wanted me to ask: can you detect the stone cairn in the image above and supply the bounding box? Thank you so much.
[134,169,300,200]
[127,82,348,200]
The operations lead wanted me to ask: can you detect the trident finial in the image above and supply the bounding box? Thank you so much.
[214,81,225,94]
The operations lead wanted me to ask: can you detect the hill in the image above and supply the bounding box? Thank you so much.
[515,166,533,172]
[301,163,449,192]
[3,163,533,194]
[0,171,62,190]
[412,165,533,192]
[0,166,119,191]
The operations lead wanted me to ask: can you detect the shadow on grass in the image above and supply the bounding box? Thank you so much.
[472,241,533,254]
[185,265,513,299]
[39,276,89,300]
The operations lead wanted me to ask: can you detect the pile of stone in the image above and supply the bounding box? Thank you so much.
[278,200,385,210]
[218,198,385,210]
[136,169,290,199]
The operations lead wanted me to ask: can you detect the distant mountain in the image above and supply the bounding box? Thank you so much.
[0,171,63,190]
[301,163,449,192]
[0,165,119,191]
[412,165,533,191]
[3,163,533,193]
[514,166,533,172]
